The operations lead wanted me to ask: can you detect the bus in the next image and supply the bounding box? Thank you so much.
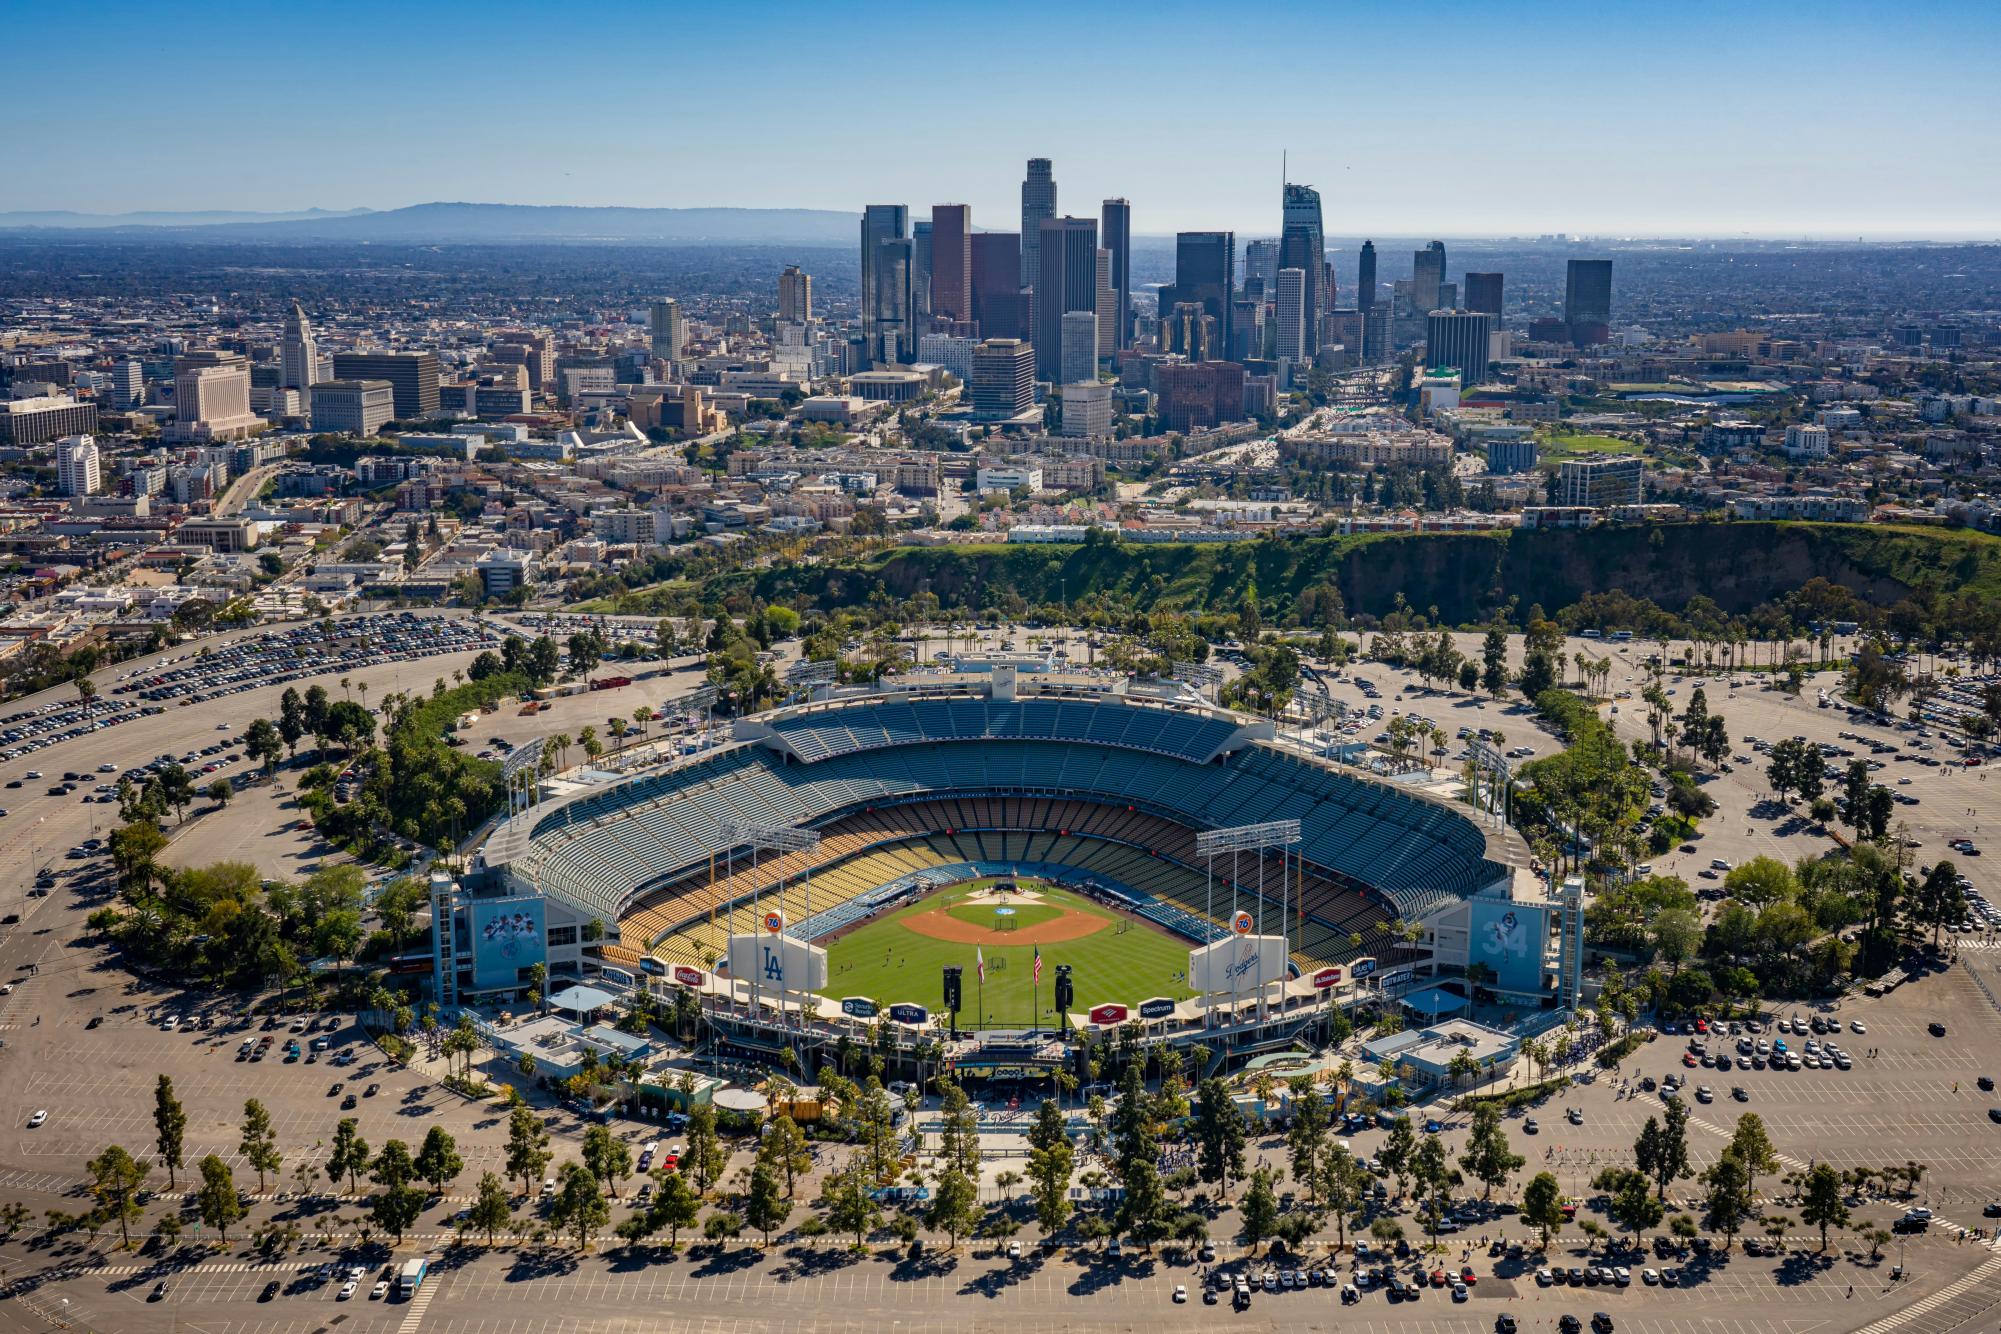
[397,1257,428,1298]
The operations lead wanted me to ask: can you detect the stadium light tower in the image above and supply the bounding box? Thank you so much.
[712,820,823,1029]
[1195,819,1302,1028]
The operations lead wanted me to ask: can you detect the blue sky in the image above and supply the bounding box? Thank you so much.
[8,0,1998,238]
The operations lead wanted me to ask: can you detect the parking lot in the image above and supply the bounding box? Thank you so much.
[0,623,1996,1334]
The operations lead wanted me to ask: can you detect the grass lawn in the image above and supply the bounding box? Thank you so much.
[822,879,1195,1028]
[1538,431,1645,460]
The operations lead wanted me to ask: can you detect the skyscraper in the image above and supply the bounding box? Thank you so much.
[970,338,1036,416]
[1357,240,1378,312]
[330,350,440,420]
[1164,231,1235,359]
[1279,182,1326,353]
[929,205,972,327]
[1031,215,1099,383]
[970,232,1025,340]
[860,205,908,364]
[1275,268,1308,364]
[1099,199,1131,350]
[1094,249,1116,358]
[1020,158,1056,290]
[1243,239,1280,301]
[1465,272,1504,320]
[1060,310,1098,385]
[778,265,812,323]
[1563,259,1613,342]
[911,219,933,322]
[1413,241,1447,311]
[172,349,263,441]
[873,237,914,364]
[280,300,317,391]
[649,298,685,367]
[56,434,100,496]
[1425,310,1496,385]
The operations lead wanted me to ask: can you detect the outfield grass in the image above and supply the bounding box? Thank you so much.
[822,880,1195,1028]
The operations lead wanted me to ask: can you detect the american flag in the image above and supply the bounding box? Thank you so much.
[976,947,985,984]
[1032,946,1043,983]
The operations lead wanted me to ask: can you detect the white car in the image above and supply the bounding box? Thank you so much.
[1851,1021,1867,1034]
[1172,1284,1187,1303]
[26,1110,46,1128]
[370,1280,389,1300]
[338,1280,358,1300]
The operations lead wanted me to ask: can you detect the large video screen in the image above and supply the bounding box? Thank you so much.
[1469,900,1547,995]
[471,896,547,990]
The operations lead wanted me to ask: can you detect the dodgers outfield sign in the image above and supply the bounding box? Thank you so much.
[840,997,878,1019]
[1188,934,1291,993]
[1137,997,1176,1020]
[672,965,705,987]
[887,1003,929,1025]
[1088,1003,1129,1025]
[725,933,829,990]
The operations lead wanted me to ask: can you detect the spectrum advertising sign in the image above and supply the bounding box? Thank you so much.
[1188,934,1291,994]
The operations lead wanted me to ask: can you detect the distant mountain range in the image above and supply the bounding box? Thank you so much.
[0,207,372,229]
[0,202,861,245]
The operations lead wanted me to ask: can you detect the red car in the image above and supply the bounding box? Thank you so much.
[1429,1269,1448,1287]
[1694,1018,1709,1034]
[1460,1267,1478,1285]
[1682,1052,1698,1067]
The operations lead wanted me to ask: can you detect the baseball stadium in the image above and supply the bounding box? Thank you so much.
[478,672,1535,1073]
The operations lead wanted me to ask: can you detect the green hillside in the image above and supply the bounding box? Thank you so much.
[683,521,2001,627]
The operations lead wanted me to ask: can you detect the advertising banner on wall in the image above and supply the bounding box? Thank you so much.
[1188,934,1291,994]
[470,896,546,990]
[1469,900,1549,994]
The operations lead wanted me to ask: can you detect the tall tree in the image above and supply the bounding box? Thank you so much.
[1025,1098,1074,1238]
[197,1154,244,1241]
[745,1160,792,1247]
[820,1152,883,1252]
[1700,1148,1753,1252]
[238,1099,281,1193]
[1285,1078,1328,1202]
[369,1140,426,1244]
[581,1125,632,1198]
[683,1103,726,1195]
[85,1146,150,1248]
[153,1075,187,1189]
[550,1162,610,1251]
[1240,1168,1279,1252]
[1193,1077,1248,1195]
[758,1114,813,1198]
[1521,1170,1565,1251]
[1459,1103,1525,1201]
[1798,1163,1850,1253]
[325,1117,369,1195]
[415,1126,465,1196]
[925,1164,979,1251]
[504,1105,552,1197]
[1379,1116,1418,1201]
[651,1167,703,1249]
[467,1170,512,1245]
